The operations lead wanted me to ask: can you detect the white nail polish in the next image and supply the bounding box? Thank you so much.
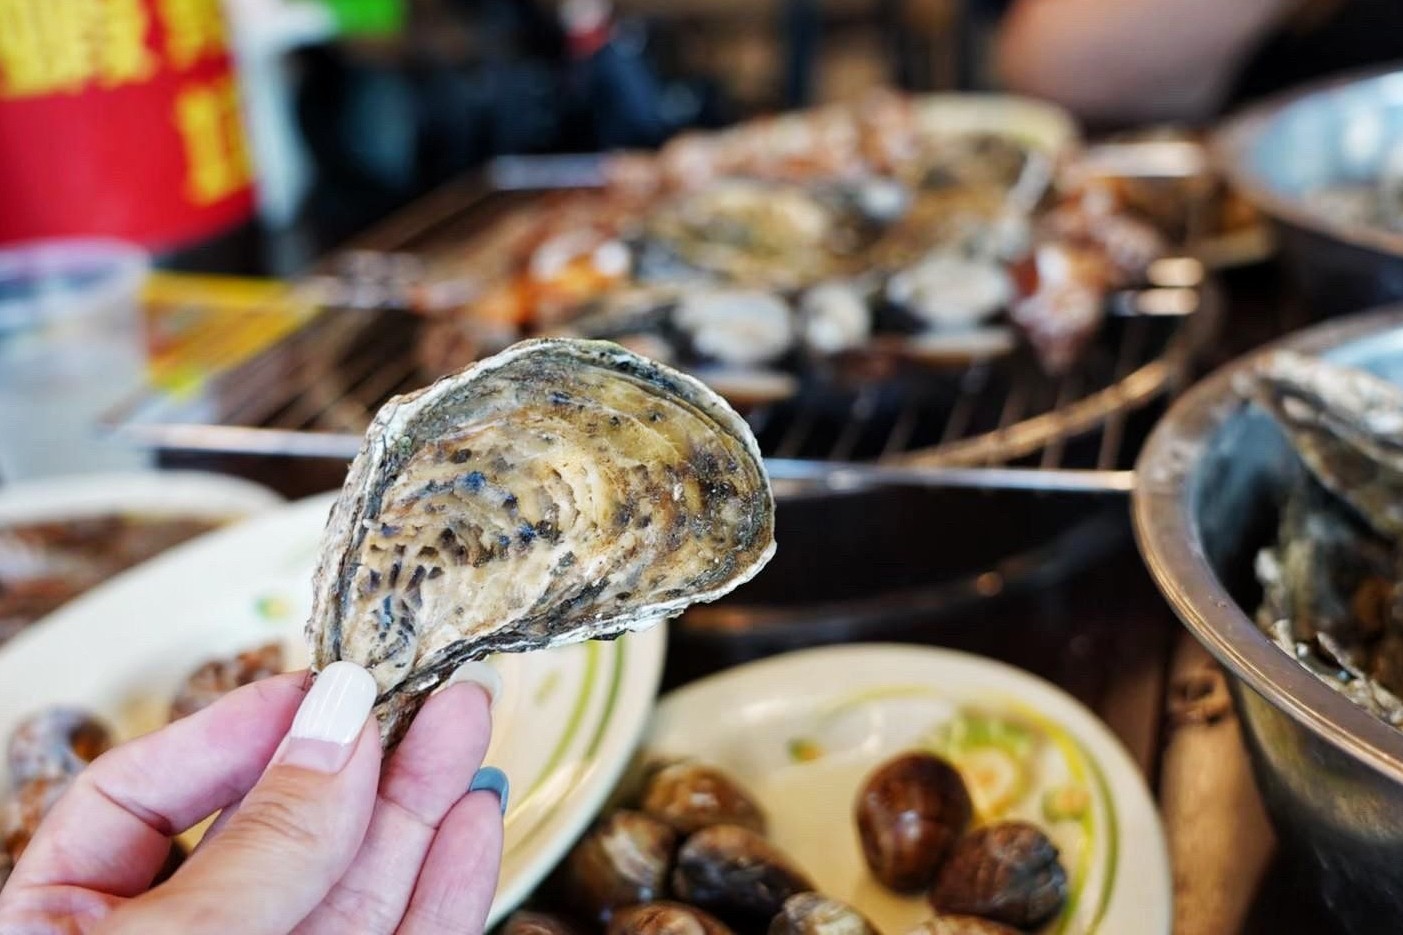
[279,661,377,772]
[447,660,502,709]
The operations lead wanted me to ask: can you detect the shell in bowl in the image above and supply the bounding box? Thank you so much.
[1133,307,1403,931]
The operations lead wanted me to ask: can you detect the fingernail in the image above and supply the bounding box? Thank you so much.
[278,661,377,773]
[447,660,502,710]
[469,766,510,816]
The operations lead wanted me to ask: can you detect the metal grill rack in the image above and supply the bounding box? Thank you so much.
[109,156,1220,494]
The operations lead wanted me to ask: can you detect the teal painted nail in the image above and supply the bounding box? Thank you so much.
[469,766,510,816]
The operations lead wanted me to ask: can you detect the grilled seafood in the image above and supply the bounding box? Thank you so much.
[854,752,973,893]
[670,824,814,923]
[0,515,222,645]
[309,339,775,746]
[885,252,1012,333]
[171,642,285,721]
[8,708,112,785]
[1252,353,1403,728]
[608,902,736,935]
[644,182,855,289]
[768,893,878,935]
[2,707,111,867]
[1,775,71,863]
[927,821,1068,929]
[799,282,872,355]
[500,912,586,935]
[1251,351,1403,540]
[1009,243,1108,375]
[674,290,796,367]
[560,810,679,923]
[641,762,767,836]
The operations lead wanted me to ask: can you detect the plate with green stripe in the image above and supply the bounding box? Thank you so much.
[645,644,1167,935]
[0,492,666,925]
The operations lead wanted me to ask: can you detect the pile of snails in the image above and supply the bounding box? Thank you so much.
[502,751,1068,935]
[0,643,285,889]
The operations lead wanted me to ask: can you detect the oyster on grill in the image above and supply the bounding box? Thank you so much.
[643,181,856,289]
[308,339,776,745]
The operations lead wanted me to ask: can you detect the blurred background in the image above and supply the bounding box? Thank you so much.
[8,0,1397,274]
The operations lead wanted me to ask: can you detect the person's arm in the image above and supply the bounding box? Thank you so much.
[994,0,1300,124]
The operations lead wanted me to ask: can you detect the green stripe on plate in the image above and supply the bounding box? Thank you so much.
[503,641,601,850]
[505,638,628,858]
[1084,740,1120,933]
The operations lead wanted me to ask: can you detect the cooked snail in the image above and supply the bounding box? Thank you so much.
[1,775,71,862]
[8,707,112,785]
[928,821,1067,929]
[855,752,973,892]
[671,823,814,922]
[561,810,678,923]
[607,901,736,935]
[768,893,878,935]
[500,911,586,935]
[171,642,284,721]
[642,762,767,836]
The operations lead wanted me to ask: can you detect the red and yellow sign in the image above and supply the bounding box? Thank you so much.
[0,0,255,249]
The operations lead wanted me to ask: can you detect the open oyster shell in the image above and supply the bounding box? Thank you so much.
[1250,351,1403,540]
[309,338,776,745]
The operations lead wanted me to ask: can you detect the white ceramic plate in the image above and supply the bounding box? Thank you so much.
[0,470,283,525]
[0,493,666,926]
[646,644,1170,935]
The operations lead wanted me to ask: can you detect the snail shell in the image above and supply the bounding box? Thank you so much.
[928,821,1068,929]
[642,762,767,836]
[855,753,973,892]
[671,824,814,923]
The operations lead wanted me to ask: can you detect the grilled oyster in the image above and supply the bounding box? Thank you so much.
[643,181,854,289]
[309,339,775,745]
[1251,351,1403,540]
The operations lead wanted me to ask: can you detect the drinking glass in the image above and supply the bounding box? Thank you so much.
[0,239,152,481]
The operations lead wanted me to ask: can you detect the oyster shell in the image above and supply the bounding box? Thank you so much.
[1250,353,1403,730]
[1250,351,1403,540]
[309,339,775,745]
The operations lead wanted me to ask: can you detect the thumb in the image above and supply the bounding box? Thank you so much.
[107,662,383,935]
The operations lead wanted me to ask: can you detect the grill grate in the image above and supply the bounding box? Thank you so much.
[109,158,1219,491]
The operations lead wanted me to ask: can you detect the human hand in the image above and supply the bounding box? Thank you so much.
[0,661,506,935]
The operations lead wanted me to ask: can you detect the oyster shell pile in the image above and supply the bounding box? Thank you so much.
[309,339,775,745]
[1251,351,1403,726]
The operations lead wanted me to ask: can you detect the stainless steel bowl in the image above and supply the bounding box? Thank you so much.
[1216,68,1403,317]
[1134,307,1403,930]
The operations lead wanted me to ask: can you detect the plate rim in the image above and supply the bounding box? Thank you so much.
[0,470,284,525]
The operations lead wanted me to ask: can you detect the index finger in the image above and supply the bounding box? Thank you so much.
[5,672,306,898]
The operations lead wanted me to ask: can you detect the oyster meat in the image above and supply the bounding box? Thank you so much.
[309,339,775,745]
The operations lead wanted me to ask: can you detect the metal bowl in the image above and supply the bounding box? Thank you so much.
[1134,307,1403,930]
[1216,67,1403,317]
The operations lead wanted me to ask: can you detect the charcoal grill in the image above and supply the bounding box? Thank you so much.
[109,153,1219,495]
[105,150,1219,650]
